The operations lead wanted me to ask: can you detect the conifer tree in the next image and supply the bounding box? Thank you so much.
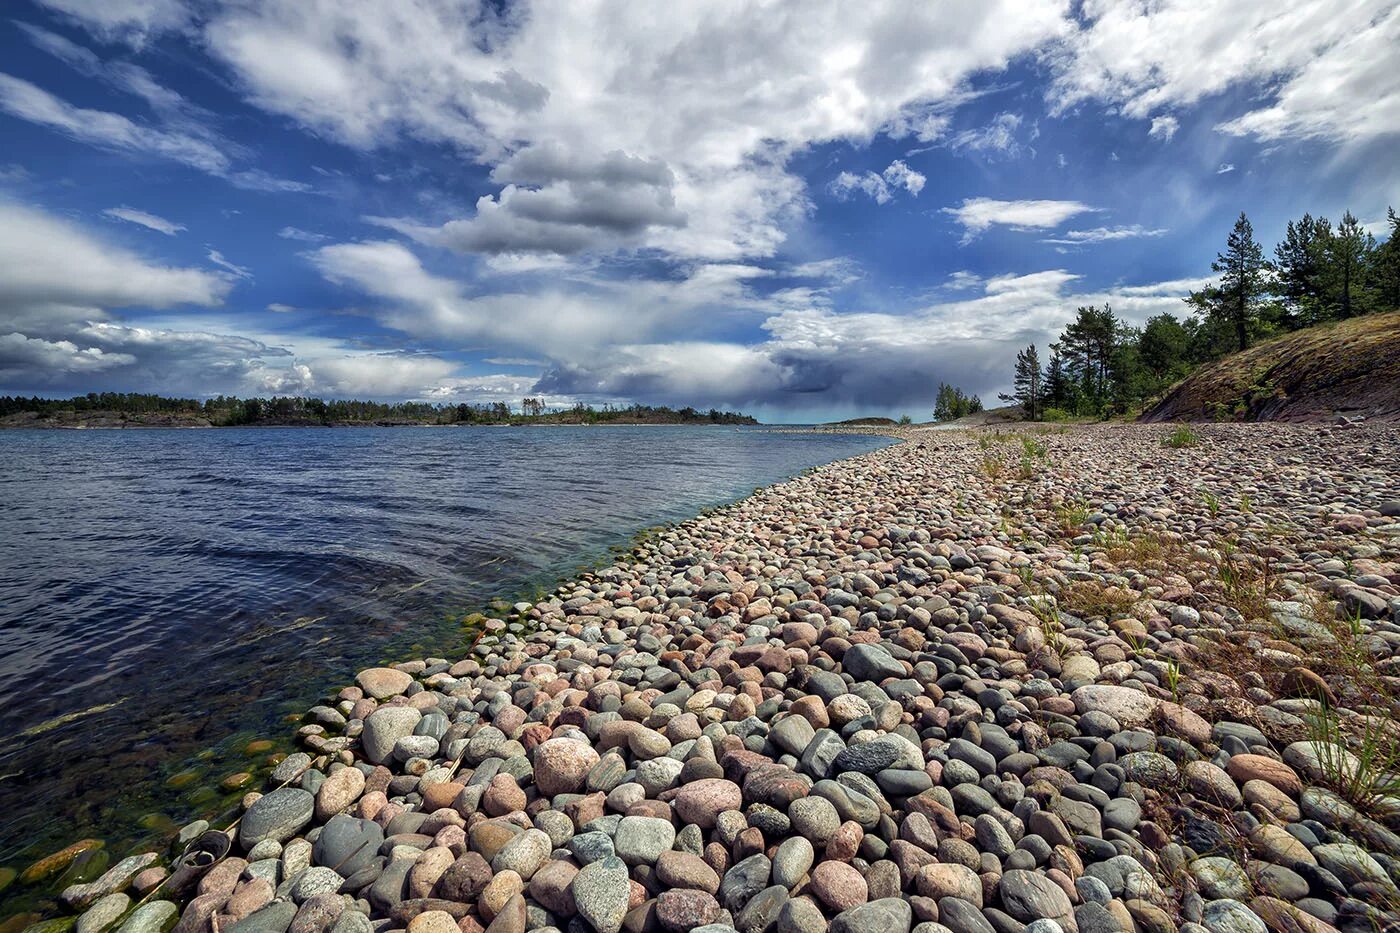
[999,344,1042,421]
[1204,212,1268,352]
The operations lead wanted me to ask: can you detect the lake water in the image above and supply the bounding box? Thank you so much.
[0,425,891,873]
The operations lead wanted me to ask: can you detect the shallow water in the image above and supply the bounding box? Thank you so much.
[0,425,891,874]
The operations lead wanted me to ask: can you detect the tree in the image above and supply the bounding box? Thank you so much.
[998,344,1042,420]
[1273,213,1329,327]
[1372,207,1400,310]
[1203,212,1268,352]
[1042,345,1073,412]
[934,383,982,421]
[1320,210,1377,319]
[1058,304,1120,411]
[1138,313,1191,385]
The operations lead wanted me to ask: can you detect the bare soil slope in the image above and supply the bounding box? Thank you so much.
[1140,310,1400,423]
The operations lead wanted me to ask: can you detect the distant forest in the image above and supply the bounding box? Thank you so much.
[979,206,1400,421]
[0,393,759,426]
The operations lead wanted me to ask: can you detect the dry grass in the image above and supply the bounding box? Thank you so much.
[1056,580,1142,620]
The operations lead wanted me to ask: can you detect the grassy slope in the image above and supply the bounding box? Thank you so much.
[1139,310,1400,423]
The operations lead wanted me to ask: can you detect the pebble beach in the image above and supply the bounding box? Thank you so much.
[8,422,1400,933]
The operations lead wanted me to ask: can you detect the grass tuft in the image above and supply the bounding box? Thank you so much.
[1162,424,1200,448]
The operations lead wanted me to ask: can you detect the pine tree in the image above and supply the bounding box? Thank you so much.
[1042,345,1072,411]
[1321,211,1377,318]
[1372,207,1400,309]
[1273,213,1329,327]
[1058,305,1119,412]
[1206,212,1268,352]
[999,344,1042,421]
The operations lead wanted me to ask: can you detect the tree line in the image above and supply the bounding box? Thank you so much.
[993,206,1400,420]
[0,393,758,426]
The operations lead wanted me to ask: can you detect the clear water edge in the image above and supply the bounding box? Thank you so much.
[0,425,894,912]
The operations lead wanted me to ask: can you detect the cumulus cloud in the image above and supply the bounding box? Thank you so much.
[104,206,185,236]
[1047,0,1398,149]
[0,332,135,380]
[0,202,228,335]
[942,198,1099,244]
[1148,115,1179,142]
[828,160,926,205]
[185,0,1071,261]
[534,270,1204,418]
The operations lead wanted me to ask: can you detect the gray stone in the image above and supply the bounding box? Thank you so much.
[360,707,422,766]
[240,788,315,849]
[312,815,383,877]
[116,901,177,933]
[573,856,631,933]
[614,816,676,866]
[999,870,1077,930]
[77,893,131,933]
[844,645,904,683]
[829,898,914,933]
[228,902,299,933]
[772,837,814,889]
[1200,900,1266,933]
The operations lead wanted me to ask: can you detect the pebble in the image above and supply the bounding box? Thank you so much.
[22,424,1400,933]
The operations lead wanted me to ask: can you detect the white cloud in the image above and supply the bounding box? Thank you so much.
[1047,0,1399,149]
[104,206,185,236]
[829,160,926,205]
[0,332,135,379]
[189,0,1070,261]
[948,112,1024,156]
[1216,163,1235,174]
[277,226,328,242]
[0,202,229,335]
[1040,224,1168,244]
[35,0,189,47]
[0,73,230,175]
[266,303,298,313]
[536,269,1205,417]
[1148,115,1179,142]
[205,249,252,280]
[942,197,1099,244]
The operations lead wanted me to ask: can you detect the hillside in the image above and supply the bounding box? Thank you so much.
[1139,310,1400,423]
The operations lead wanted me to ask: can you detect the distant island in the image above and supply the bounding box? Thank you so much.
[0,393,759,428]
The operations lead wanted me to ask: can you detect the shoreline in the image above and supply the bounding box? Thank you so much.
[6,422,1399,933]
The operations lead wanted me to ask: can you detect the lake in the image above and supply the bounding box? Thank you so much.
[0,425,891,871]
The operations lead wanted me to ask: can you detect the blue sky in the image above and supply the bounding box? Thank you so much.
[1,0,1396,422]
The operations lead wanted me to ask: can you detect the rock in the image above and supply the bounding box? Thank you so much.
[1000,870,1078,930]
[656,889,722,931]
[675,779,743,829]
[1071,685,1159,727]
[533,738,599,797]
[356,668,413,700]
[77,893,131,933]
[62,854,158,909]
[314,767,366,821]
[810,861,867,912]
[1191,859,1250,901]
[361,707,422,765]
[615,816,677,865]
[1225,755,1302,795]
[843,645,904,683]
[772,837,815,889]
[227,902,298,933]
[829,898,912,933]
[312,814,382,877]
[573,856,631,933]
[490,829,551,880]
[1200,899,1266,933]
[117,901,178,933]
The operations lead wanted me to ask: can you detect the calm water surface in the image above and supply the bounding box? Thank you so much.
[0,425,891,872]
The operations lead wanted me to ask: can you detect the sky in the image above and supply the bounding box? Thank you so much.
[0,0,1396,423]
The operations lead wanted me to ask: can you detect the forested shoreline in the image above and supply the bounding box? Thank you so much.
[0,394,758,427]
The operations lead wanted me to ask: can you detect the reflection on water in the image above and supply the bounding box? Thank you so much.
[0,425,891,871]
